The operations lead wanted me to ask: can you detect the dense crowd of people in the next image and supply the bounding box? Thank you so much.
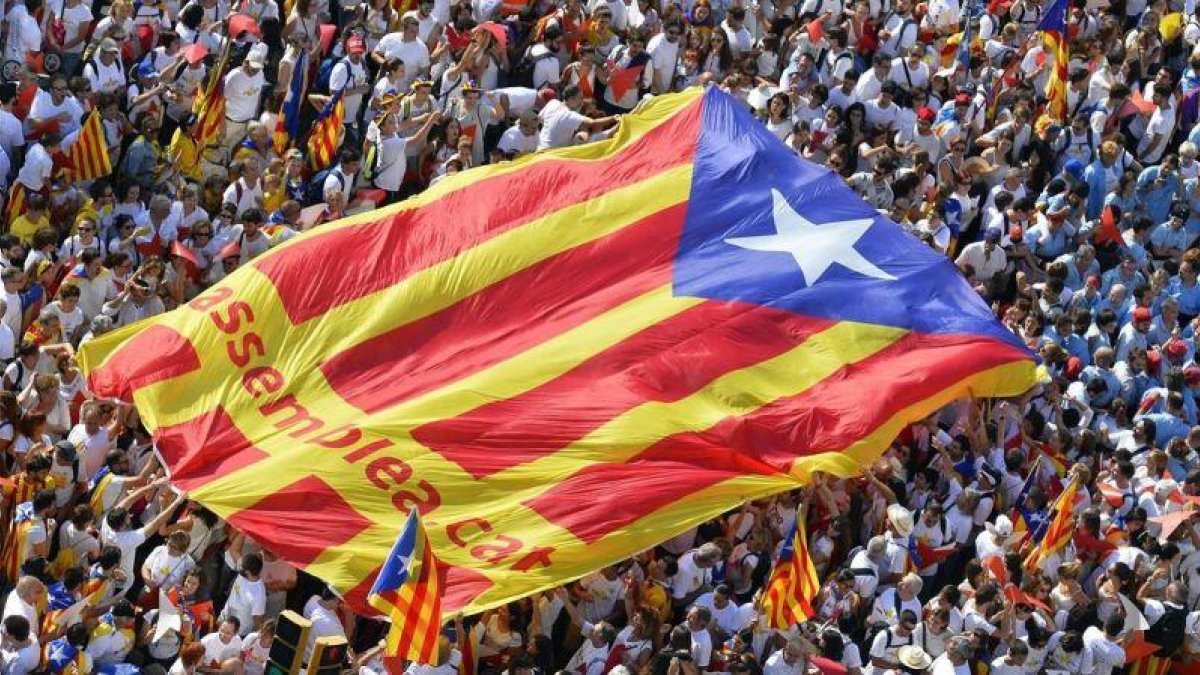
[0,0,1198,669]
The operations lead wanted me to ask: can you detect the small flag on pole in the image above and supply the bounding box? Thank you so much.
[307,88,346,171]
[274,50,308,155]
[760,512,820,630]
[1037,0,1070,120]
[63,111,111,181]
[368,509,445,662]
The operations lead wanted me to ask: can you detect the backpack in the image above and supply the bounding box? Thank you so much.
[511,48,557,89]
[867,588,905,642]
[5,360,25,392]
[1145,605,1187,657]
[314,57,348,95]
[305,167,345,205]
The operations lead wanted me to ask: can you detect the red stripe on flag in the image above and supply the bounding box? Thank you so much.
[525,330,1030,543]
[87,324,201,401]
[154,406,271,492]
[321,201,691,417]
[226,474,373,567]
[411,302,835,479]
[255,97,703,324]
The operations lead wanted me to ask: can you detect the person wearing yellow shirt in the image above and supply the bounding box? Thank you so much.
[167,112,203,185]
[8,194,49,245]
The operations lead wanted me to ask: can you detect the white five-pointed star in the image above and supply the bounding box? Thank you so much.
[725,189,896,285]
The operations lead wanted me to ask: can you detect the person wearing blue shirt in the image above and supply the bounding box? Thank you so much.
[1135,391,1193,447]
[1069,280,1103,313]
[1080,347,1120,408]
[1148,298,1187,345]
[1150,203,1192,267]
[1114,347,1155,407]
[1056,245,1100,293]
[1117,306,1153,362]
[1168,260,1200,322]
[1044,313,1091,367]
[1180,177,1200,244]
[1101,254,1147,296]
[1136,158,1181,226]
[1025,211,1071,261]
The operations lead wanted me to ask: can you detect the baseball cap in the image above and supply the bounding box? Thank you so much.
[537,87,557,104]
[917,106,936,123]
[1008,224,1024,242]
[1063,158,1085,179]
[1167,340,1188,359]
[136,61,158,78]
[1133,306,1152,323]
[1185,366,1200,387]
[100,38,119,53]
[984,227,1002,242]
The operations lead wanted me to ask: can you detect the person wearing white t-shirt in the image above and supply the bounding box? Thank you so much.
[1,579,42,642]
[15,136,57,192]
[223,551,268,637]
[721,8,753,56]
[372,17,431,93]
[537,85,619,150]
[28,80,83,137]
[200,618,245,670]
[1081,617,1125,675]
[330,37,371,126]
[496,111,540,158]
[141,532,196,595]
[0,614,41,675]
[929,638,973,675]
[301,588,346,664]
[100,488,185,595]
[84,41,128,96]
[1139,84,1176,165]
[685,606,714,669]
[370,110,439,195]
[575,567,624,624]
[693,585,745,638]
[241,625,275,675]
[67,403,120,483]
[222,55,268,152]
[763,640,808,675]
[989,641,1029,675]
[4,1,41,65]
[645,23,682,93]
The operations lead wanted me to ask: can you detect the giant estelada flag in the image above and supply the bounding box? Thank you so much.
[78,87,1036,617]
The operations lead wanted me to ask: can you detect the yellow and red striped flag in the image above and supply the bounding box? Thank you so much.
[63,111,112,181]
[192,43,231,148]
[307,89,344,171]
[1038,0,1070,121]
[1024,474,1080,571]
[761,513,820,629]
[76,88,1036,618]
[368,509,443,662]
